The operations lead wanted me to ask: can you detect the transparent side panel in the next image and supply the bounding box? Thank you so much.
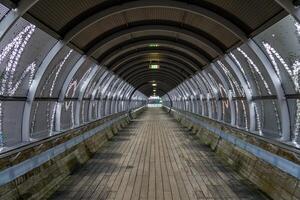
[254,100,281,137]
[215,59,245,97]
[30,101,57,139]
[61,100,76,130]
[0,3,9,21]
[231,44,276,96]
[80,100,89,124]
[36,47,81,97]
[235,100,249,129]
[254,15,300,94]
[0,101,24,147]
[65,59,94,98]
[221,99,231,123]
[254,14,300,143]
[0,18,57,97]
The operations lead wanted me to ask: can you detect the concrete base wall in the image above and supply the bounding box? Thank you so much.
[0,107,145,200]
[167,108,300,200]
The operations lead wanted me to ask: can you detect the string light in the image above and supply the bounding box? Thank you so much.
[262,40,300,141]
[237,47,281,134]
[0,24,36,147]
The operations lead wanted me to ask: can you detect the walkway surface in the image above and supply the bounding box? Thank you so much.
[50,108,268,200]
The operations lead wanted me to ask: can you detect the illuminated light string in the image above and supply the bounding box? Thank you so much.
[230,53,253,130]
[217,61,244,97]
[65,80,77,127]
[237,48,281,135]
[261,22,300,142]
[230,53,252,94]
[63,67,93,128]
[0,24,36,147]
[217,61,246,126]
[208,73,226,118]
[30,50,73,134]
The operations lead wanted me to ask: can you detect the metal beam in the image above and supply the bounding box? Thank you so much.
[0,0,38,40]
[97,35,213,62]
[99,39,210,65]
[109,50,199,72]
[64,0,247,42]
[275,0,300,22]
[118,62,190,79]
[86,25,223,58]
[116,58,194,76]
[123,68,185,84]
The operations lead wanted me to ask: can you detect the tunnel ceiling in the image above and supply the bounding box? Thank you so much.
[11,0,286,96]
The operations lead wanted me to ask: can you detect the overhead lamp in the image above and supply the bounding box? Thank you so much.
[149,64,159,69]
[152,83,157,86]
[149,44,159,47]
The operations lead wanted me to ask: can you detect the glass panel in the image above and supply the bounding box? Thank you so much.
[30,101,57,139]
[254,100,281,137]
[235,100,249,129]
[254,15,300,144]
[65,59,94,98]
[0,101,24,147]
[231,44,276,96]
[36,47,81,97]
[0,3,9,21]
[254,15,300,94]
[215,59,245,97]
[0,18,57,97]
[61,100,76,130]
[80,100,89,124]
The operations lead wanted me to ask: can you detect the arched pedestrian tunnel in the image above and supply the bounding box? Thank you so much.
[0,0,300,199]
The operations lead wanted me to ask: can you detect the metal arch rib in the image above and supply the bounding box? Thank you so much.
[86,25,223,57]
[115,58,195,76]
[0,0,38,40]
[224,55,255,132]
[122,68,186,84]
[119,63,189,80]
[64,0,247,43]
[104,47,204,71]
[248,39,290,141]
[274,0,300,22]
[99,40,209,66]
[109,50,200,72]
[129,75,180,87]
[55,55,86,132]
[22,41,64,141]
[75,66,100,126]
[211,63,236,125]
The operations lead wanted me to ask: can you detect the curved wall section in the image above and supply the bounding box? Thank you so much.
[0,11,147,151]
[163,14,300,148]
